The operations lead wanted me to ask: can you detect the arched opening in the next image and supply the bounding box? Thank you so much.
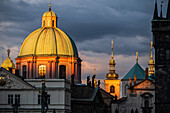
[38,65,46,78]
[52,20,54,27]
[43,20,45,27]
[125,84,129,96]
[110,85,115,93]
[144,97,149,107]
[135,109,138,113]
[59,65,66,79]
[131,109,134,113]
[22,65,27,79]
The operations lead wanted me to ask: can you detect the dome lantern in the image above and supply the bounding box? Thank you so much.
[42,2,58,28]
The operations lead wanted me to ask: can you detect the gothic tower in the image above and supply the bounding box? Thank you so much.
[104,41,120,99]
[152,0,170,112]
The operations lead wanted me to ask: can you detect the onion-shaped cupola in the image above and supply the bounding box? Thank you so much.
[106,41,119,79]
[1,49,15,70]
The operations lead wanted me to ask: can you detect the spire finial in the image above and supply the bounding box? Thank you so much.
[160,1,163,18]
[136,52,138,63]
[151,41,153,60]
[153,0,158,19]
[7,49,10,57]
[49,0,51,11]
[111,40,114,59]
[94,64,96,75]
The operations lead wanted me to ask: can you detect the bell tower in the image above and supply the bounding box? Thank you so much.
[148,41,155,76]
[152,0,170,112]
[104,41,120,98]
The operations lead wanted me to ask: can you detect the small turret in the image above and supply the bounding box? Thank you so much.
[149,41,155,75]
[106,41,119,79]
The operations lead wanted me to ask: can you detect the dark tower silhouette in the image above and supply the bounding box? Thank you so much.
[152,0,170,113]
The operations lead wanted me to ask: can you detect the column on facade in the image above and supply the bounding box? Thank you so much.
[27,61,30,79]
[52,61,56,78]
[30,61,33,78]
[55,61,59,79]
[33,60,36,78]
[75,63,77,80]
[48,61,52,78]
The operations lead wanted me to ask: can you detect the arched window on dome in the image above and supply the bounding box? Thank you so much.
[23,65,27,79]
[59,65,66,79]
[110,85,115,93]
[43,20,45,27]
[38,65,46,78]
[52,20,54,27]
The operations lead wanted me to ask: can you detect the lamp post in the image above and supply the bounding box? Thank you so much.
[40,74,48,113]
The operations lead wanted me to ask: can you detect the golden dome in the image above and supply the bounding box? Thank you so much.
[1,57,15,69]
[149,59,154,64]
[106,73,119,80]
[18,5,78,58]
[43,11,56,17]
[18,27,78,57]
[1,49,15,69]
[110,59,115,64]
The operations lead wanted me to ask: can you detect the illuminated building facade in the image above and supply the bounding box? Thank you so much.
[104,41,120,99]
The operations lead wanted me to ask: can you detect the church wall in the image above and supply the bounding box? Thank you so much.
[112,89,155,113]
[121,80,143,97]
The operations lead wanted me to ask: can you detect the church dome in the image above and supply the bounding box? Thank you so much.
[43,11,56,17]
[1,57,15,69]
[1,49,15,69]
[18,5,78,58]
[18,27,78,58]
[149,59,154,64]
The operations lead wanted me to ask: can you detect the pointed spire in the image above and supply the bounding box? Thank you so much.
[49,0,51,11]
[7,49,10,58]
[111,40,114,59]
[151,41,153,60]
[160,1,163,18]
[136,52,138,63]
[167,0,170,19]
[153,0,158,19]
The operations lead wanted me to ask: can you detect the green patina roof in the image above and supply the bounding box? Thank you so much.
[122,63,145,80]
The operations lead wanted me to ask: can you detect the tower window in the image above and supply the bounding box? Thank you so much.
[52,20,54,27]
[23,65,27,79]
[43,20,45,27]
[59,65,66,79]
[110,86,115,93]
[39,65,46,77]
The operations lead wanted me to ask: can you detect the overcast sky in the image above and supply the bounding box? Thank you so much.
[0,0,168,81]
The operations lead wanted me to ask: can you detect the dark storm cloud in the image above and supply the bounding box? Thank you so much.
[0,0,164,57]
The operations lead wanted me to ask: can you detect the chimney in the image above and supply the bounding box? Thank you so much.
[145,68,148,80]
[134,75,137,85]
[129,77,132,87]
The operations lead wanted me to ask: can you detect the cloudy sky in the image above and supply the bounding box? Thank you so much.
[0,0,168,81]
